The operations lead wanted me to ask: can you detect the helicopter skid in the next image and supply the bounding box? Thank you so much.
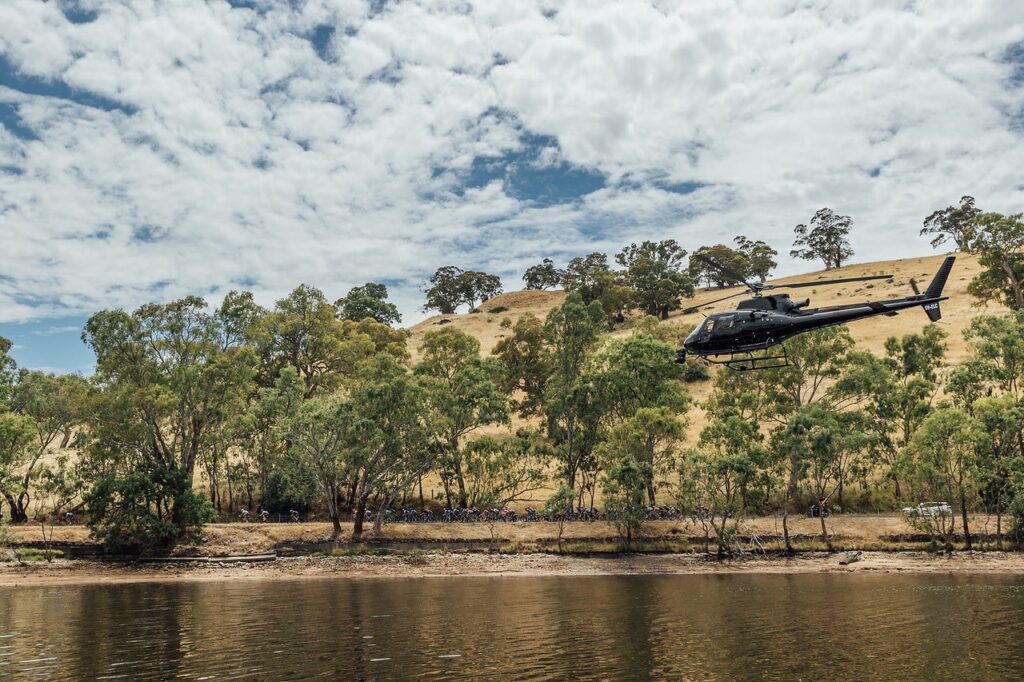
[701,348,790,371]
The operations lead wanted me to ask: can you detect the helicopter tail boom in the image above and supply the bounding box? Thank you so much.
[920,255,955,322]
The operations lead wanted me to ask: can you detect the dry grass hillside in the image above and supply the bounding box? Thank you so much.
[407,252,1007,446]
[410,251,1003,366]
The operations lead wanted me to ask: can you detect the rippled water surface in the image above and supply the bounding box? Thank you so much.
[2,572,1024,679]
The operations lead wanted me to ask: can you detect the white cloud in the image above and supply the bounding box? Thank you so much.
[0,0,1022,327]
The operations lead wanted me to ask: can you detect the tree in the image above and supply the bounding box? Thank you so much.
[542,294,607,495]
[734,236,778,282]
[967,212,1024,310]
[493,314,551,417]
[774,405,873,550]
[921,195,981,251]
[898,407,985,552]
[680,419,760,557]
[285,391,353,536]
[758,326,860,551]
[791,208,854,269]
[835,327,947,499]
[972,395,1024,547]
[0,412,36,523]
[522,258,563,290]
[423,267,503,313]
[591,334,690,424]
[458,271,503,311]
[347,356,434,537]
[688,244,748,288]
[254,285,408,402]
[462,430,550,508]
[948,312,1024,401]
[424,265,465,314]
[336,283,401,326]
[3,372,90,522]
[561,253,633,318]
[544,484,576,551]
[81,297,253,551]
[602,455,651,546]
[415,327,509,508]
[597,407,685,506]
[616,240,694,319]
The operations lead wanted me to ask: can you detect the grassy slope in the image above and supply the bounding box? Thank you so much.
[407,251,1006,452]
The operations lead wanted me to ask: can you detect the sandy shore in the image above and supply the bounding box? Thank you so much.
[3,551,1024,587]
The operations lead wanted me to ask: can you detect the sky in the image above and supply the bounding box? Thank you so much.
[2,0,1023,374]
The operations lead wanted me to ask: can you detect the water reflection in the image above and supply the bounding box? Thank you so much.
[1,572,1023,679]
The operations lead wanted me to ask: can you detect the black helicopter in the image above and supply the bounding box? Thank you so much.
[677,254,956,370]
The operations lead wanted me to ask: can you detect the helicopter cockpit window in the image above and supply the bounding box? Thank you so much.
[703,318,715,333]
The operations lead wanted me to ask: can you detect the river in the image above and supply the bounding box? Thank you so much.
[2,573,1023,679]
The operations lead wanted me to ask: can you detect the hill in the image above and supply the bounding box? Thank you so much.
[407,252,1006,445]
[409,252,1004,365]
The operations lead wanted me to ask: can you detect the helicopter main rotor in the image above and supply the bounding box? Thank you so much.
[690,254,893,304]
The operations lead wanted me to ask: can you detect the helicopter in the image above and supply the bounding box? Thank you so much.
[677,254,956,370]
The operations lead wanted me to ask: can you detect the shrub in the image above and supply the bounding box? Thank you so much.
[85,468,214,553]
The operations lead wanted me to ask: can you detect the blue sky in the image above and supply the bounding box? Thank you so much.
[2,0,1024,374]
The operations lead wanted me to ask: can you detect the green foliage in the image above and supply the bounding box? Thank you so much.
[336,282,402,326]
[522,258,563,290]
[424,266,503,313]
[898,406,985,552]
[921,195,981,251]
[616,240,694,319]
[688,244,748,288]
[602,455,651,544]
[966,212,1024,309]
[544,484,577,551]
[493,314,550,417]
[81,296,253,550]
[733,235,778,282]
[85,468,214,553]
[462,429,549,507]
[791,207,854,269]
[542,295,607,492]
[561,253,633,317]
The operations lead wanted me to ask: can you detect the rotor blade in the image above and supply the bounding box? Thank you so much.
[690,254,755,290]
[763,273,893,290]
[682,289,747,314]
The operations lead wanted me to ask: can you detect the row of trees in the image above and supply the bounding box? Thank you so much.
[3,286,1022,555]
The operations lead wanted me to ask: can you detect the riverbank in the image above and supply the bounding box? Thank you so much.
[5,515,1014,557]
[3,551,1024,587]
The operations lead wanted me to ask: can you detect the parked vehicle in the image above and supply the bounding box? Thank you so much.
[902,502,952,517]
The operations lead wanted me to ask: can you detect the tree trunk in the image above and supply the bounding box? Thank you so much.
[453,450,468,508]
[961,492,972,550]
[819,511,832,552]
[352,498,366,540]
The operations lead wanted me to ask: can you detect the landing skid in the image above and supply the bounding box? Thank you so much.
[702,348,790,371]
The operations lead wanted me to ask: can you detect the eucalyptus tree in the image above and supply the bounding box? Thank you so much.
[493,313,551,417]
[541,294,606,493]
[791,208,854,269]
[336,282,401,326]
[415,327,509,508]
[81,296,255,550]
[835,326,947,499]
[921,195,981,251]
[461,429,550,508]
[3,371,90,522]
[967,212,1024,309]
[898,407,985,552]
[522,258,563,290]
[616,240,693,319]
[680,418,761,557]
[347,356,435,537]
